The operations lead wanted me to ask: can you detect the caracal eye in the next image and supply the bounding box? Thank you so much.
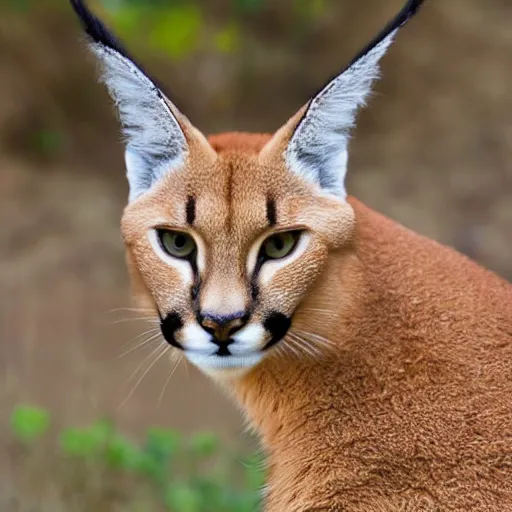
[158,230,196,259]
[263,232,300,260]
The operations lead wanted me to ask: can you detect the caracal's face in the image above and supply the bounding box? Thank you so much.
[121,137,353,376]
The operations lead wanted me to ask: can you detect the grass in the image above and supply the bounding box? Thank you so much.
[8,405,264,511]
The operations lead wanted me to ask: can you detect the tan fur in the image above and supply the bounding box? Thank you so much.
[121,128,512,511]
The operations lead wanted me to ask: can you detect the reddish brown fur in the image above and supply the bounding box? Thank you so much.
[208,132,272,154]
[124,130,512,511]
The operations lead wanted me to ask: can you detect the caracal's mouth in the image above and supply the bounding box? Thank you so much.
[184,350,264,372]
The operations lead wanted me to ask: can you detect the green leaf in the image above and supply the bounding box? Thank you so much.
[89,419,115,442]
[191,477,225,507]
[60,429,100,458]
[134,451,161,480]
[10,405,50,444]
[165,482,202,512]
[104,434,140,471]
[142,427,182,480]
[59,420,113,458]
[106,5,143,40]
[147,5,202,59]
[188,432,219,458]
[214,22,241,54]
[145,428,182,459]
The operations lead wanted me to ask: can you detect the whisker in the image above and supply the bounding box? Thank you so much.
[110,316,159,325]
[107,307,154,314]
[274,344,288,360]
[119,344,168,410]
[290,338,304,359]
[295,334,322,357]
[118,330,162,359]
[270,342,287,362]
[281,336,301,358]
[287,333,318,359]
[293,329,336,348]
[127,326,161,343]
[118,326,160,351]
[299,308,336,317]
[158,355,182,408]
[286,333,309,356]
[124,343,164,386]
[290,331,322,352]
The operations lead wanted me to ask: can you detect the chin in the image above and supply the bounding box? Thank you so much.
[185,351,265,379]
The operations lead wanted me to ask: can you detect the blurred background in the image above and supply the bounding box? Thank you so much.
[0,0,511,509]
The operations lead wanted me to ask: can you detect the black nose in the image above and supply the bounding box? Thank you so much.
[199,312,248,344]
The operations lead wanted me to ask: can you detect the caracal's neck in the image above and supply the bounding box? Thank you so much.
[232,247,376,510]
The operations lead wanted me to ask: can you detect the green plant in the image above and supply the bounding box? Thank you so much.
[9,405,264,511]
[10,405,51,444]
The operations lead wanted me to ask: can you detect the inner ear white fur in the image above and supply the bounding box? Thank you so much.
[91,44,187,202]
[285,31,397,199]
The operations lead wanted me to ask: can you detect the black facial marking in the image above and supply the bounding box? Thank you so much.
[266,198,277,226]
[186,196,196,225]
[160,312,184,350]
[250,282,260,302]
[191,278,200,302]
[263,312,291,351]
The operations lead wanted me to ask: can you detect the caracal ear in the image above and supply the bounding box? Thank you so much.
[70,0,214,202]
[262,0,425,199]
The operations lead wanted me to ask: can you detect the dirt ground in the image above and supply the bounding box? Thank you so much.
[0,0,511,453]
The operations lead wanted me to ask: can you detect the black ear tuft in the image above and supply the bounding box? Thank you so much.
[346,0,425,69]
[69,0,130,59]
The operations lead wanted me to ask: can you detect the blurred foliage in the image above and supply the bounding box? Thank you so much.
[11,405,51,444]
[2,0,328,59]
[9,405,265,511]
[102,0,328,59]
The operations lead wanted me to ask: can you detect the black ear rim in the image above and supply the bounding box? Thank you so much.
[292,0,425,135]
[345,0,424,71]
[69,0,173,101]
[69,0,129,58]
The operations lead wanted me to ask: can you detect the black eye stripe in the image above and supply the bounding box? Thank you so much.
[250,281,260,302]
[266,198,277,226]
[186,196,196,225]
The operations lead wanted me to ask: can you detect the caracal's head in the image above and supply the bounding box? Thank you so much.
[70,0,423,377]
